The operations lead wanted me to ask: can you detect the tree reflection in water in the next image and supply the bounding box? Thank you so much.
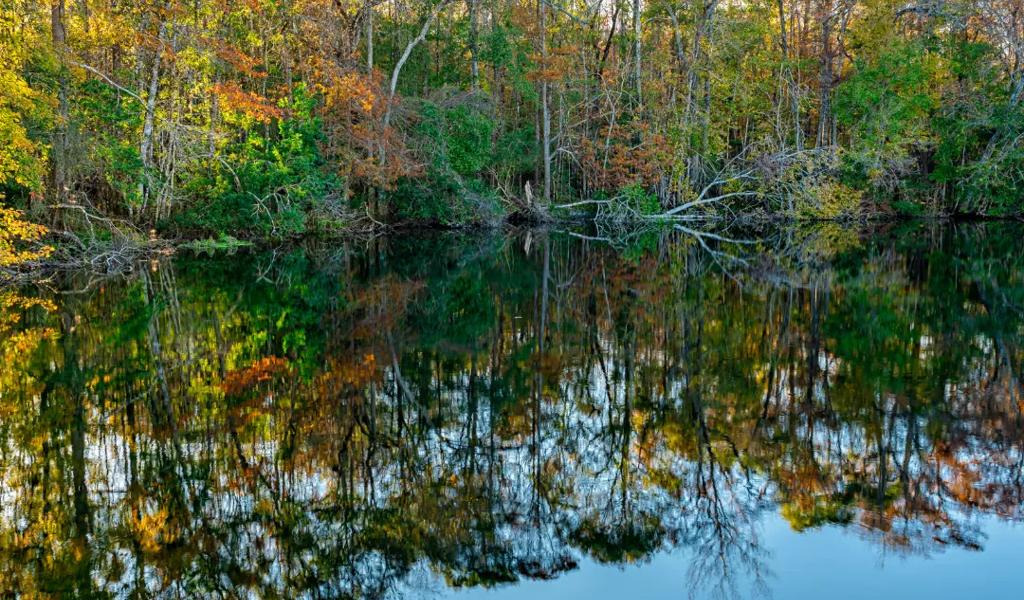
[0,222,1021,598]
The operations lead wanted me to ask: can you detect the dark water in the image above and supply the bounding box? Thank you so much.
[1,222,1022,598]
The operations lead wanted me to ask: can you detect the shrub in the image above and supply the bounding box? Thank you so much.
[174,85,338,238]
[834,40,946,195]
[618,183,660,215]
[385,99,504,225]
[795,180,864,220]
[0,198,52,269]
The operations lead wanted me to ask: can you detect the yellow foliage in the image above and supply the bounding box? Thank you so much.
[0,201,53,268]
[0,5,48,189]
[797,180,864,220]
[794,221,863,260]
[0,292,55,413]
[130,508,173,554]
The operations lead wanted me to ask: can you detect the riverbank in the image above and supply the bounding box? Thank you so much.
[4,206,1022,288]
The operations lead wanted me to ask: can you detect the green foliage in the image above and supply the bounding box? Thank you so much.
[959,133,1024,215]
[491,125,535,178]
[175,85,338,237]
[930,40,996,190]
[952,100,1024,214]
[618,183,660,215]
[834,40,945,194]
[75,79,145,206]
[442,105,494,177]
[386,100,503,225]
[621,229,661,262]
[925,38,1024,214]
[481,23,536,102]
[179,234,252,254]
[833,35,1023,215]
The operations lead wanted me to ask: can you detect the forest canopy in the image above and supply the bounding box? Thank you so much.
[0,0,1022,242]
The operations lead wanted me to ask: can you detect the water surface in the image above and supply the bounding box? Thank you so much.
[1,222,1022,598]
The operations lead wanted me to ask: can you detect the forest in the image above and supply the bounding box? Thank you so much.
[1,0,1024,269]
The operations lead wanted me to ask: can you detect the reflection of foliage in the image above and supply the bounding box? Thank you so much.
[572,517,665,564]
[222,356,291,399]
[0,223,1021,597]
[781,495,855,532]
[0,291,56,419]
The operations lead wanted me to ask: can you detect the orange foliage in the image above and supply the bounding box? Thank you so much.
[316,353,378,395]
[222,356,291,398]
[212,82,284,124]
[527,45,575,84]
[320,71,379,116]
[347,277,426,338]
[579,123,671,193]
[314,65,416,190]
[206,38,266,79]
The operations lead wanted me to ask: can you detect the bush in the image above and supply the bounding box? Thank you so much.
[795,180,864,220]
[174,85,338,238]
[385,99,504,225]
[834,40,945,195]
[618,183,660,215]
[0,198,52,269]
[765,149,866,219]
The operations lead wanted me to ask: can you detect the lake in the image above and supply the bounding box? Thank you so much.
[0,221,1022,598]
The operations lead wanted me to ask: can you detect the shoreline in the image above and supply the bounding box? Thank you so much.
[4,213,1022,287]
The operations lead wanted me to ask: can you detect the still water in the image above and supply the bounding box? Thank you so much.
[0,222,1021,598]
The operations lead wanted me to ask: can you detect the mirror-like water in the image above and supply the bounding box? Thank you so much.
[0,222,1022,598]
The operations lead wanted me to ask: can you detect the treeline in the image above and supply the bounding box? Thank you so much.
[0,0,1023,240]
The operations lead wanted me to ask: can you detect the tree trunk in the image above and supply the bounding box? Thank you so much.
[684,0,719,185]
[366,3,374,74]
[50,0,69,204]
[539,0,552,201]
[633,0,642,103]
[816,9,834,147]
[139,19,167,211]
[777,0,802,149]
[469,0,480,90]
[383,0,451,128]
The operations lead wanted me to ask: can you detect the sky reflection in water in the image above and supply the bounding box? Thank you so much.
[0,222,1021,598]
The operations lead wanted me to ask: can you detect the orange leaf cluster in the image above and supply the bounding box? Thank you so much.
[320,71,381,117]
[578,123,671,193]
[314,67,416,189]
[316,353,378,394]
[213,82,284,124]
[209,40,266,79]
[222,356,291,398]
